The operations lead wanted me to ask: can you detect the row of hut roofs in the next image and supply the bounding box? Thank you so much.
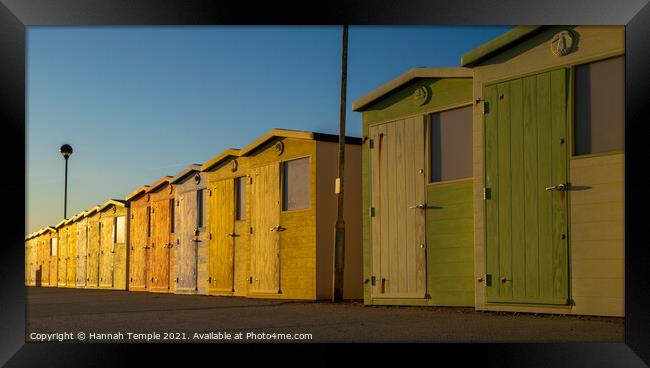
[25,26,625,317]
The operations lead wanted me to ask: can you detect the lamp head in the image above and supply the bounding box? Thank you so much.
[59,144,73,159]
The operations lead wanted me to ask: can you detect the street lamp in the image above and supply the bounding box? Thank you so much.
[59,144,73,219]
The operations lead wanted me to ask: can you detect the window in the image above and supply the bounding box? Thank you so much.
[51,237,58,257]
[236,177,246,220]
[574,56,624,155]
[114,216,126,243]
[196,189,204,228]
[170,199,175,233]
[282,157,310,211]
[429,105,473,182]
[147,206,151,236]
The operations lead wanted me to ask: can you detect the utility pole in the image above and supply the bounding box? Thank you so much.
[333,24,348,302]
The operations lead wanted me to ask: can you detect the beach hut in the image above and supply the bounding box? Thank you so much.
[85,206,101,288]
[170,165,208,295]
[353,68,476,307]
[32,230,46,286]
[204,129,363,300]
[145,177,175,293]
[97,199,130,290]
[55,219,68,287]
[200,149,248,296]
[75,211,88,288]
[126,185,150,291]
[461,26,625,316]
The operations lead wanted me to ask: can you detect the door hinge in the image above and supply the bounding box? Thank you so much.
[208,189,212,196]
[369,139,374,149]
[483,101,490,114]
[483,187,491,200]
[369,207,375,217]
[370,276,376,286]
[209,233,212,240]
[250,227,253,234]
[249,177,253,185]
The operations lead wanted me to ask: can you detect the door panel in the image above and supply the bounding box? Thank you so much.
[150,200,171,291]
[177,191,198,291]
[484,69,568,304]
[99,217,114,288]
[370,117,427,299]
[67,229,76,286]
[208,180,235,293]
[58,230,67,286]
[250,164,280,294]
[76,223,87,287]
[87,221,100,287]
[129,206,148,289]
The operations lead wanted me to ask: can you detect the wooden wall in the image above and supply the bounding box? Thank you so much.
[360,77,474,306]
[67,222,77,288]
[57,226,68,287]
[128,194,150,292]
[246,137,317,300]
[204,156,250,297]
[470,26,625,316]
[173,172,208,294]
[148,184,175,293]
[315,141,363,300]
[86,213,101,288]
[98,205,129,290]
[76,220,88,288]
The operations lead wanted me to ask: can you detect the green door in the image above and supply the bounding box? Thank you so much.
[484,68,569,305]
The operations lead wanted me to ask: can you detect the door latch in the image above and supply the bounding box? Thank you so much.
[545,183,568,191]
[408,204,427,209]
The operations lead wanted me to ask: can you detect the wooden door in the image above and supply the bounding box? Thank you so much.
[208,179,235,293]
[129,206,148,289]
[67,228,77,286]
[250,164,281,294]
[150,200,171,291]
[58,230,67,286]
[99,217,114,288]
[87,222,100,287]
[76,223,87,287]
[177,191,198,291]
[484,69,569,304]
[369,117,427,299]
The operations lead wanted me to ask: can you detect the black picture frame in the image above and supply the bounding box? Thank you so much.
[2,0,649,366]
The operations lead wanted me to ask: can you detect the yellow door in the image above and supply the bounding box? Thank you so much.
[208,179,235,293]
[129,206,148,290]
[100,217,114,288]
[250,164,280,294]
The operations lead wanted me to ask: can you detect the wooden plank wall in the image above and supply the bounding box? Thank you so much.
[173,172,207,294]
[246,138,317,300]
[148,184,175,293]
[67,223,77,287]
[57,227,68,287]
[76,220,88,288]
[204,156,250,297]
[86,214,101,288]
[471,26,625,315]
[128,196,149,291]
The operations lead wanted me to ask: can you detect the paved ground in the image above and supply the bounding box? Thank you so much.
[26,287,624,343]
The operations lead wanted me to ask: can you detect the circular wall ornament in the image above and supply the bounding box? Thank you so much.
[551,30,575,57]
[274,141,285,156]
[231,159,238,172]
[194,173,201,184]
[413,86,429,106]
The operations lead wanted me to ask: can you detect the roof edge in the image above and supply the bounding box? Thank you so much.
[352,67,473,112]
[460,26,545,67]
[170,164,203,183]
[125,185,150,201]
[99,199,129,212]
[145,176,173,193]
[200,148,241,172]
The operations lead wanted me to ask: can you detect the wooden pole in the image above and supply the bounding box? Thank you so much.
[333,24,348,302]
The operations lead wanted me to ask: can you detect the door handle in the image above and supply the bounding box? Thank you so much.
[408,204,427,209]
[545,183,568,191]
[270,226,279,232]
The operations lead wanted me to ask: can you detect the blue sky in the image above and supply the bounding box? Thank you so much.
[26,25,512,234]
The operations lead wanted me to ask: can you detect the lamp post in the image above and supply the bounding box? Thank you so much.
[59,144,73,219]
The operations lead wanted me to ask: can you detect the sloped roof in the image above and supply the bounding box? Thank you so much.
[460,26,544,67]
[170,164,203,184]
[200,148,241,172]
[352,67,473,111]
[239,128,361,157]
[125,185,150,201]
[99,199,129,212]
[145,176,173,194]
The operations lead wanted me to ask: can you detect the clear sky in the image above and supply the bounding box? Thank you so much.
[26,25,512,234]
